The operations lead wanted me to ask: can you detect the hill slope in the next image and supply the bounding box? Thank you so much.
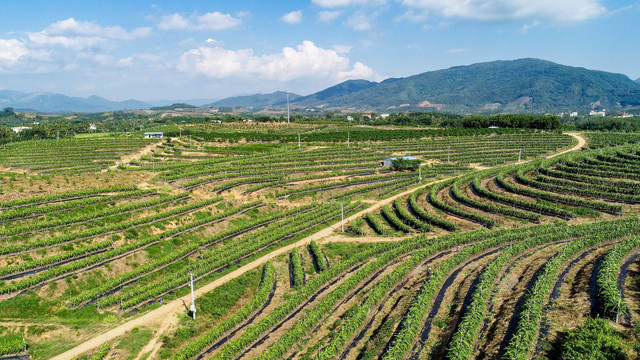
[294,58,640,113]
[204,91,301,109]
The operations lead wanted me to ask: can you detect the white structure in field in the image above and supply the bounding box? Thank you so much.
[144,132,164,139]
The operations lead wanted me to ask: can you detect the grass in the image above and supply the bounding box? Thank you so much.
[114,326,154,360]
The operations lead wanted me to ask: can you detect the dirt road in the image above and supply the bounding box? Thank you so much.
[52,132,587,360]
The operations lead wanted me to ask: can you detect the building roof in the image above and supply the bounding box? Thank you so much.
[384,156,418,161]
[144,132,164,135]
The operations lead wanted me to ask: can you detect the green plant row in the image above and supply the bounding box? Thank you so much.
[334,176,418,200]
[260,219,570,360]
[0,185,138,209]
[596,236,640,319]
[535,171,640,196]
[309,241,329,272]
[365,212,386,235]
[89,342,111,360]
[70,200,268,307]
[502,223,640,360]
[581,155,640,173]
[471,176,572,218]
[513,169,623,212]
[393,197,430,232]
[0,189,156,222]
[290,249,304,286]
[0,196,223,255]
[0,335,25,356]
[0,193,188,237]
[0,198,245,296]
[347,217,366,236]
[409,188,458,231]
[0,239,114,277]
[557,161,640,181]
[170,262,276,360]
[381,205,413,233]
[428,180,496,228]
[525,172,640,203]
[538,166,640,191]
[445,221,616,359]
[116,203,361,309]
[275,173,413,198]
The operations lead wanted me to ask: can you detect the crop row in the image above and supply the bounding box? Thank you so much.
[309,241,329,272]
[115,203,361,309]
[381,205,413,233]
[0,193,187,237]
[502,223,640,359]
[170,262,276,360]
[290,250,304,286]
[393,197,430,232]
[0,198,245,295]
[408,188,458,231]
[428,180,496,228]
[596,236,640,319]
[69,200,268,307]
[0,189,156,222]
[0,196,222,255]
[0,185,138,209]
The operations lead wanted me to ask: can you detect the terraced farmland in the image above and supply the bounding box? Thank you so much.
[2,125,640,360]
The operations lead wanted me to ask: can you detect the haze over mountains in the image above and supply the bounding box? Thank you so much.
[2,59,639,114]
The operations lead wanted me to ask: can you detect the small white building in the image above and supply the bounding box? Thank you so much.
[144,132,164,139]
[383,156,418,169]
[570,112,579,117]
[11,126,31,133]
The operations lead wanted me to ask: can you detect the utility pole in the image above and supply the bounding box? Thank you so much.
[347,132,350,148]
[419,164,422,183]
[287,92,290,124]
[518,149,522,163]
[298,133,301,149]
[190,273,196,320]
[448,146,451,163]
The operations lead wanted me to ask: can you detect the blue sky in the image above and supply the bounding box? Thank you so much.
[0,0,638,101]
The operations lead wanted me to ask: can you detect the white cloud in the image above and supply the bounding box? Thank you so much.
[401,0,606,22]
[333,45,352,54]
[158,14,189,30]
[45,18,151,40]
[346,11,376,30]
[313,0,387,7]
[318,10,343,23]
[178,40,380,82]
[0,39,29,62]
[395,10,430,23]
[281,10,303,24]
[159,12,242,30]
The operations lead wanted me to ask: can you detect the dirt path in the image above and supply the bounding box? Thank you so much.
[51,133,587,360]
[110,143,158,170]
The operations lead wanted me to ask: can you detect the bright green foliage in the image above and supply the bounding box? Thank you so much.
[560,318,627,360]
[309,241,329,272]
[290,250,304,286]
[89,342,110,360]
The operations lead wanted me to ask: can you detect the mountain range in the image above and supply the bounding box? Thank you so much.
[285,58,640,113]
[2,58,639,114]
[0,90,151,113]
